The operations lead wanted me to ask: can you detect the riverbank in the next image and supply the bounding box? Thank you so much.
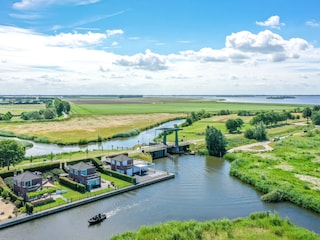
[0,168,174,229]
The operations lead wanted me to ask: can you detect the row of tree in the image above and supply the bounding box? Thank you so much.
[20,98,71,120]
[302,105,320,125]
[0,111,13,121]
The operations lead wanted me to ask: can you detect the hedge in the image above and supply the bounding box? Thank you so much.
[100,169,136,185]
[0,176,21,202]
[59,176,86,193]
[0,162,60,178]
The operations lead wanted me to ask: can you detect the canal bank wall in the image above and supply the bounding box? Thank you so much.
[0,172,174,229]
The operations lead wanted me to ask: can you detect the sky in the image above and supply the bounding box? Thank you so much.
[0,0,320,95]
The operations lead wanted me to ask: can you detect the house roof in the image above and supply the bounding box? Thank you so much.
[69,161,95,171]
[13,171,42,182]
[111,154,132,162]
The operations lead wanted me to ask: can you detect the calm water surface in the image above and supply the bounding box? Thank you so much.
[1,156,319,240]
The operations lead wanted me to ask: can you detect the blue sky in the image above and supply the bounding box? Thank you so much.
[0,0,320,95]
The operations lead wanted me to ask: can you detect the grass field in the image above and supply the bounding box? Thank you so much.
[0,104,45,115]
[70,97,302,115]
[226,130,320,213]
[111,212,320,240]
[0,97,306,145]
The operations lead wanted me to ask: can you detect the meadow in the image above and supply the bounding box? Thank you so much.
[225,130,320,213]
[0,97,305,145]
[111,212,320,240]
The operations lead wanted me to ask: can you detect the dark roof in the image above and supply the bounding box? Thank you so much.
[14,171,42,182]
[111,154,132,162]
[69,161,95,171]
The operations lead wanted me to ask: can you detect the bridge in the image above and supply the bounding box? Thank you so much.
[140,127,190,159]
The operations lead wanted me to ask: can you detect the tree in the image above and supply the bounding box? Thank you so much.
[226,118,244,133]
[0,140,25,170]
[303,107,312,123]
[245,121,267,141]
[312,111,320,125]
[205,126,227,157]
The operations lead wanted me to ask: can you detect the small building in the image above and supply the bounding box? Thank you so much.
[68,162,101,190]
[111,154,134,176]
[13,171,43,201]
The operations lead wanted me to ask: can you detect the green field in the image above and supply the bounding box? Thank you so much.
[0,104,45,115]
[226,130,320,213]
[111,212,320,240]
[71,100,302,115]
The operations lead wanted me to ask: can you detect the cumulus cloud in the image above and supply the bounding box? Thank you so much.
[13,0,100,10]
[256,16,285,29]
[226,30,286,53]
[114,49,168,71]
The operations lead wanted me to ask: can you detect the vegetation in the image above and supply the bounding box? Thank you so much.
[0,139,25,170]
[244,121,268,141]
[111,212,320,240]
[225,118,244,133]
[226,131,320,213]
[205,126,227,157]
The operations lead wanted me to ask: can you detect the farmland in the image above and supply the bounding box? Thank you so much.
[0,96,304,145]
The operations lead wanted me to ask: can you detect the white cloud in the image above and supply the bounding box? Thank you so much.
[0,25,319,95]
[13,0,101,10]
[256,16,285,29]
[106,29,124,38]
[306,20,320,27]
[225,30,310,62]
[48,32,107,47]
[115,49,168,71]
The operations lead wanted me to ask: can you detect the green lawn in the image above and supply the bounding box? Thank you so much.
[33,173,132,213]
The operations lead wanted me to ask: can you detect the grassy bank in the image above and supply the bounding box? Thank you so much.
[110,212,320,240]
[225,130,320,213]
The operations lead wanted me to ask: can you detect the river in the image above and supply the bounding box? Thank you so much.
[1,155,319,240]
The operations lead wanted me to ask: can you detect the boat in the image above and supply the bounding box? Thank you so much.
[88,213,107,225]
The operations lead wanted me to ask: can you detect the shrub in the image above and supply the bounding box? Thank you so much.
[261,190,287,203]
[25,202,34,214]
[59,176,86,193]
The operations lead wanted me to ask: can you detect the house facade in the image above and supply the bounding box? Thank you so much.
[13,171,43,200]
[68,162,101,190]
[111,154,134,176]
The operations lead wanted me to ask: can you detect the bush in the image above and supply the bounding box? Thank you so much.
[25,202,34,214]
[261,189,287,202]
[100,169,136,185]
[59,176,86,193]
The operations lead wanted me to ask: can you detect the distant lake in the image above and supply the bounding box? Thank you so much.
[147,95,320,105]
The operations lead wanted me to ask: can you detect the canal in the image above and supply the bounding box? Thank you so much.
[1,155,319,240]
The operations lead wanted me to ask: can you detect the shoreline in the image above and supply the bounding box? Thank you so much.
[0,170,174,230]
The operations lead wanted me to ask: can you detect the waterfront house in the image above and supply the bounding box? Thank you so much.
[13,171,43,201]
[111,154,134,176]
[68,162,101,190]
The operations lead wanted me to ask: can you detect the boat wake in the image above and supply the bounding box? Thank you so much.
[104,202,142,218]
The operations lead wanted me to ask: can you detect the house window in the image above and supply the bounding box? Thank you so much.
[23,180,31,187]
[81,170,87,176]
[75,170,79,175]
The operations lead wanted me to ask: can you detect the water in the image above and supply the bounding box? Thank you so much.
[1,156,319,240]
[153,95,320,105]
[1,119,185,157]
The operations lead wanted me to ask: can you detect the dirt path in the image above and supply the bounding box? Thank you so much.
[228,141,273,153]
